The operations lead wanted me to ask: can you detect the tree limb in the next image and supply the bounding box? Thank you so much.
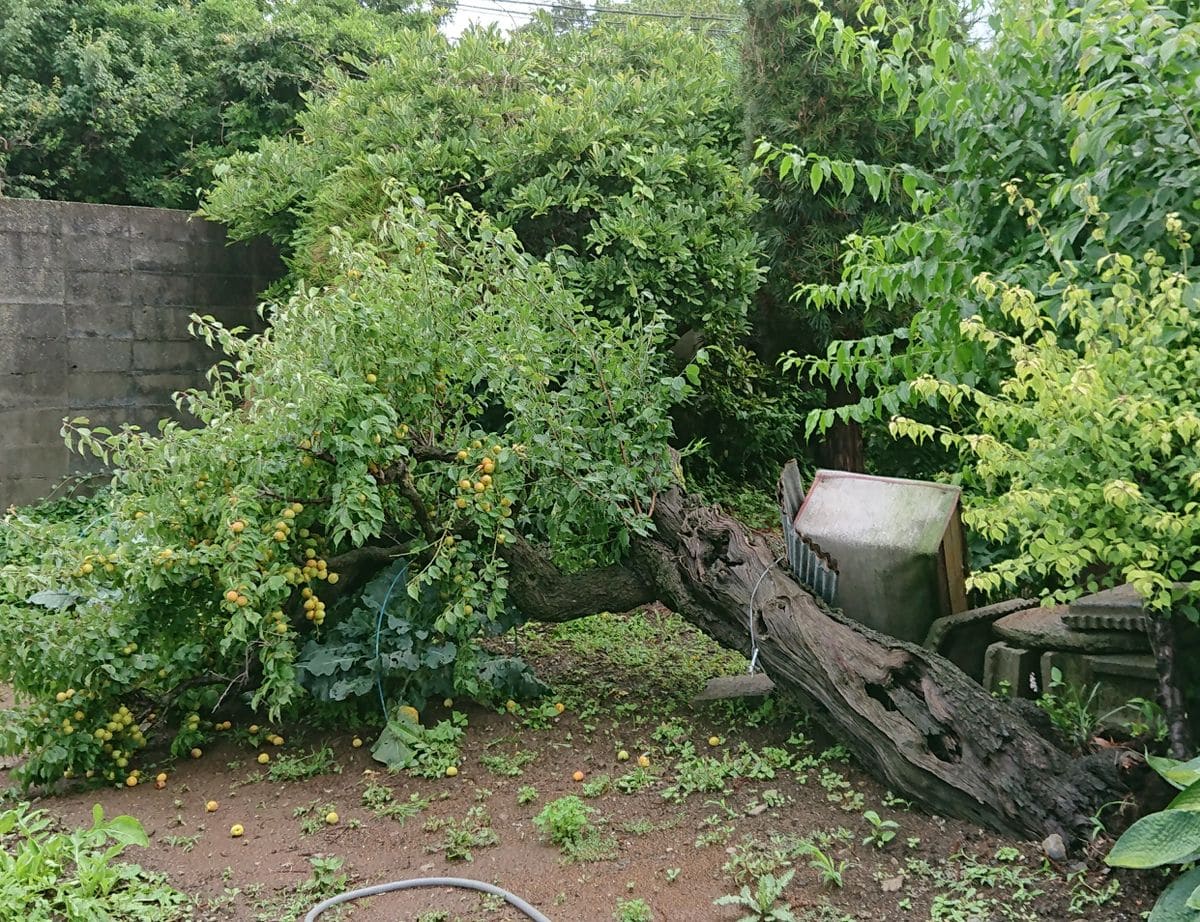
[499,533,655,622]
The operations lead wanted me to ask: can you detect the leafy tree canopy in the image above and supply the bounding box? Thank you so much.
[201,17,799,478]
[762,0,1199,606]
[0,196,687,785]
[0,0,443,207]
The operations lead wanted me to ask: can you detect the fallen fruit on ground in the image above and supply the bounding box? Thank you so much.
[257,753,270,764]
[351,737,363,748]
[445,765,458,777]
[190,748,202,759]
[572,770,584,782]
[230,824,244,838]
[637,755,650,768]
[206,800,219,812]
[708,736,721,746]
[325,811,339,825]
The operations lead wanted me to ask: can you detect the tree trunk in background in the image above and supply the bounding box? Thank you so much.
[1147,612,1193,760]
[816,384,866,472]
[505,486,1132,845]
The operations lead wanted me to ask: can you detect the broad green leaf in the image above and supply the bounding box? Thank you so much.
[1149,866,1200,921]
[1107,810,1200,868]
[1150,755,1200,790]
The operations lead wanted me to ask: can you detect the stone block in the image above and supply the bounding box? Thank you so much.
[132,341,211,373]
[131,237,192,272]
[67,304,134,339]
[68,337,133,373]
[0,231,57,270]
[0,407,69,447]
[1064,584,1150,633]
[132,306,196,341]
[67,371,137,407]
[2,476,61,509]
[924,597,1035,682]
[994,604,1147,653]
[194,272,265,307]
[983,641,1040,699]
[0,264,63,304]
[0,444,69,480]
[0,338,67,375]
[0,373,67,409]
[66,271,132,308]
[130,272,194,307]
[133,372,200,401]
[60,203,128,238]
[64,233,131,272]
[0,200,62,235]
[3,301,67,340]
[128,207,194,243]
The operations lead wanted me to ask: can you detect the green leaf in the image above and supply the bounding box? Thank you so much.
[1168,780,1200,812]
[810,161,824,194]
[1150,755,1200,790]
[1149,866,1200,921]
[101,814,150,849]
[1107,810,1200,868]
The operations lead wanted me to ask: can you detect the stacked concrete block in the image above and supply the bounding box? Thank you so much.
[0,199,281,508]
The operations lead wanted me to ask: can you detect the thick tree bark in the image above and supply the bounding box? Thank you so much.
[504,488,1129,845]
[1147,612,1193,760]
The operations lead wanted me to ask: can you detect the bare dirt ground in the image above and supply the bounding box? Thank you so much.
[4,608,1159,921]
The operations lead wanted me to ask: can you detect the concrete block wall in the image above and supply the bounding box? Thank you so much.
[1,199,281,507]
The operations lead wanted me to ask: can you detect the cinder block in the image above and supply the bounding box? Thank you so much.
[60,203,128,238]
[124,404,183,433]
[0,200,63,235]
[132,341,211,372]
[0,407,70,446]
[2,301,67,340]
[194,273,264,306]
[128,207,193,243]
[0,338,67,375]
[68,337,133,373]
[3,476,63,509]
[66,270,132,307]
[983,641,1040,699]
[64,234,131,272]
[132,306,196,341]
[130,238,191,272]
[133,372,201,399]
[0,444,70,480]
[67,306,134,339]
[129,272,194,307]
[0,232,57,270]
[0,264,64,304]
[0,373,67,409]
[67,371,137,407]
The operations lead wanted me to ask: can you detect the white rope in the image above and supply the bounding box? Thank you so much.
[747,555,787,675]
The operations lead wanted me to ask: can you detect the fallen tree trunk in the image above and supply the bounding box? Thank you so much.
[504,486,1129,844]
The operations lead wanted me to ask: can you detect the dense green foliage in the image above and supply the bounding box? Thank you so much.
[0,197,688,785]
[762,0,1199,605]
[202,18,793,477]
[0,803,189,919]
[1107,755,1200,920]
[0,0,441,207]
[741,0,929,354]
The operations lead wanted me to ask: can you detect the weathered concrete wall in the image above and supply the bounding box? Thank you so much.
[1,199,281,508]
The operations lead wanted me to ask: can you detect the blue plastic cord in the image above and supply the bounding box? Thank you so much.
[374,563,409,720]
